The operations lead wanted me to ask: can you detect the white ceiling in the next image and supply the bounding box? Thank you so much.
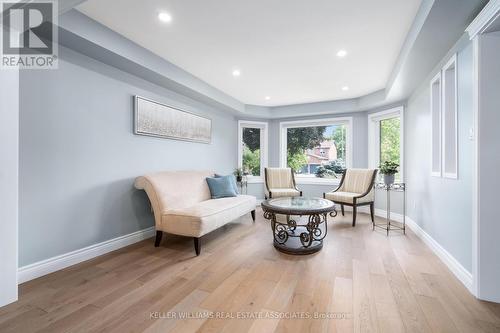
[77,0,421,107]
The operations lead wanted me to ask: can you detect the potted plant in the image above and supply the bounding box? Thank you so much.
[233,168,243,182]
[379,161,399,185]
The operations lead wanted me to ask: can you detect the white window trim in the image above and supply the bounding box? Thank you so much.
[238,120,268,180]
[279,117,353,185]
[368,106,404,182]
[442,54,458,179]
[430,71,442,177]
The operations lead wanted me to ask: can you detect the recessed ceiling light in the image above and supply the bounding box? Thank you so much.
[342,86,349,91]
[158,12,172,23]
[232,69,241,77]
[265,96,271,100]
[337,50,347,57]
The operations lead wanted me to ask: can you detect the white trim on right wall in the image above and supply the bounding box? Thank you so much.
[430,72,442,177]
[442,54,459,179]
[429,54,459,180]
[405,217,473,292]
[369,210,473,292]
[467,0,500,301]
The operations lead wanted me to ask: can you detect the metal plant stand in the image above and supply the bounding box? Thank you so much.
[237,175,248,194]
[373,182,406,235]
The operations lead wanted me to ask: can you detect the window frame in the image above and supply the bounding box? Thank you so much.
[238,120,268,182]
[430,71,442,177]
[442,54,458,179]
[368,106,404,182]
[279,117,353,185]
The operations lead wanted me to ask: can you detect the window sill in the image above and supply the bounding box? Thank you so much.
[246,177,341,186]
[295,178,341,186]
[246,177,264,184]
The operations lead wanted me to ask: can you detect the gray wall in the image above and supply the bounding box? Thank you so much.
[19,46,237,266]
[0,67,19,306]
[477,30,500,302]
[405,37,473,272]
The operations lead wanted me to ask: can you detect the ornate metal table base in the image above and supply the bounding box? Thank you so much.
[264,212,330,255]
[262,197,336,255]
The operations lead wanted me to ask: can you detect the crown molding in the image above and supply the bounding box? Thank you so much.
[466,0,500,39]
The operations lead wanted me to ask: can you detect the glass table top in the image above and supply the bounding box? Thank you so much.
[263,197,334,213]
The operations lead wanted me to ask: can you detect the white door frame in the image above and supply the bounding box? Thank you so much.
[466,0,500,301]
[0,67,19,307]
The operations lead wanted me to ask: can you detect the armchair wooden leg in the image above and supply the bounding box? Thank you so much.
[194,237,200,256]
[341,204,345,216]
[370,203,375,223]
[352,206,357,227]
[251,210,256,222]
[154,231,163,247]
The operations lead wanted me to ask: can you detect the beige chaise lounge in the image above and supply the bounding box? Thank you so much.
[134,170,256,255]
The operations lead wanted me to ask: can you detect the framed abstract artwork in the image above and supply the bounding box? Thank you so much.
[134,96,212,144]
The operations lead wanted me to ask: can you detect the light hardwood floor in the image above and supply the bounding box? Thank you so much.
[1,208,499,333]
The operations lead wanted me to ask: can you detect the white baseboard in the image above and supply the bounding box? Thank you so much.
[17,209,473,294]
[361,208,472,292]
[404,217,473,292]
[373,208,405,223]
[18,227,155,284]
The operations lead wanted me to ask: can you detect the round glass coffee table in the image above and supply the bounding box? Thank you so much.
[261,197,336,255]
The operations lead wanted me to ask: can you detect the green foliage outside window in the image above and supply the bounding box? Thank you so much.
[287,152,308,173]
[242,128,261,151]
[242,127,261,176]
[286,126,326,172]
[330,126,346,161]
[242,147,260,176]
[380,117,400,165]
[287,127,326,155]
[380,117,401,180]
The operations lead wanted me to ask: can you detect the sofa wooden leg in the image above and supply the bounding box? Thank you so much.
[251,210,256,222]
[194,237,200,256]
[154,231,163,247]
[352,206,357,227]
[370,202,375,223]
[341,204,345,216]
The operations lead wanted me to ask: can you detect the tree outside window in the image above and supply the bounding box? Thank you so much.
[379,117,401,180]
[286,124,347,178]
[242,128,261,176]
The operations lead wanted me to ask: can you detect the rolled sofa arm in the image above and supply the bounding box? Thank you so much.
[134,176,162,229]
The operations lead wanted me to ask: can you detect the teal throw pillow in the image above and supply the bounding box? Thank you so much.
[206,176,238,199]
[214,174,239,194]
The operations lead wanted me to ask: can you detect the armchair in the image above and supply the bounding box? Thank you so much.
[264,167,302,199]
[323,168,378,227]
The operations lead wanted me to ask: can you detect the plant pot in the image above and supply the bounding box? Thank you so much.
[236,176,242,182]
[384,174,395,185]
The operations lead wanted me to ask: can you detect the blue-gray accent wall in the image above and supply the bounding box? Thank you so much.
[19,46,237,266]
[405,36,473,272]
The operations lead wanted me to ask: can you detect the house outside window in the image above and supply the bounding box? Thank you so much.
[280,118,352,183]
